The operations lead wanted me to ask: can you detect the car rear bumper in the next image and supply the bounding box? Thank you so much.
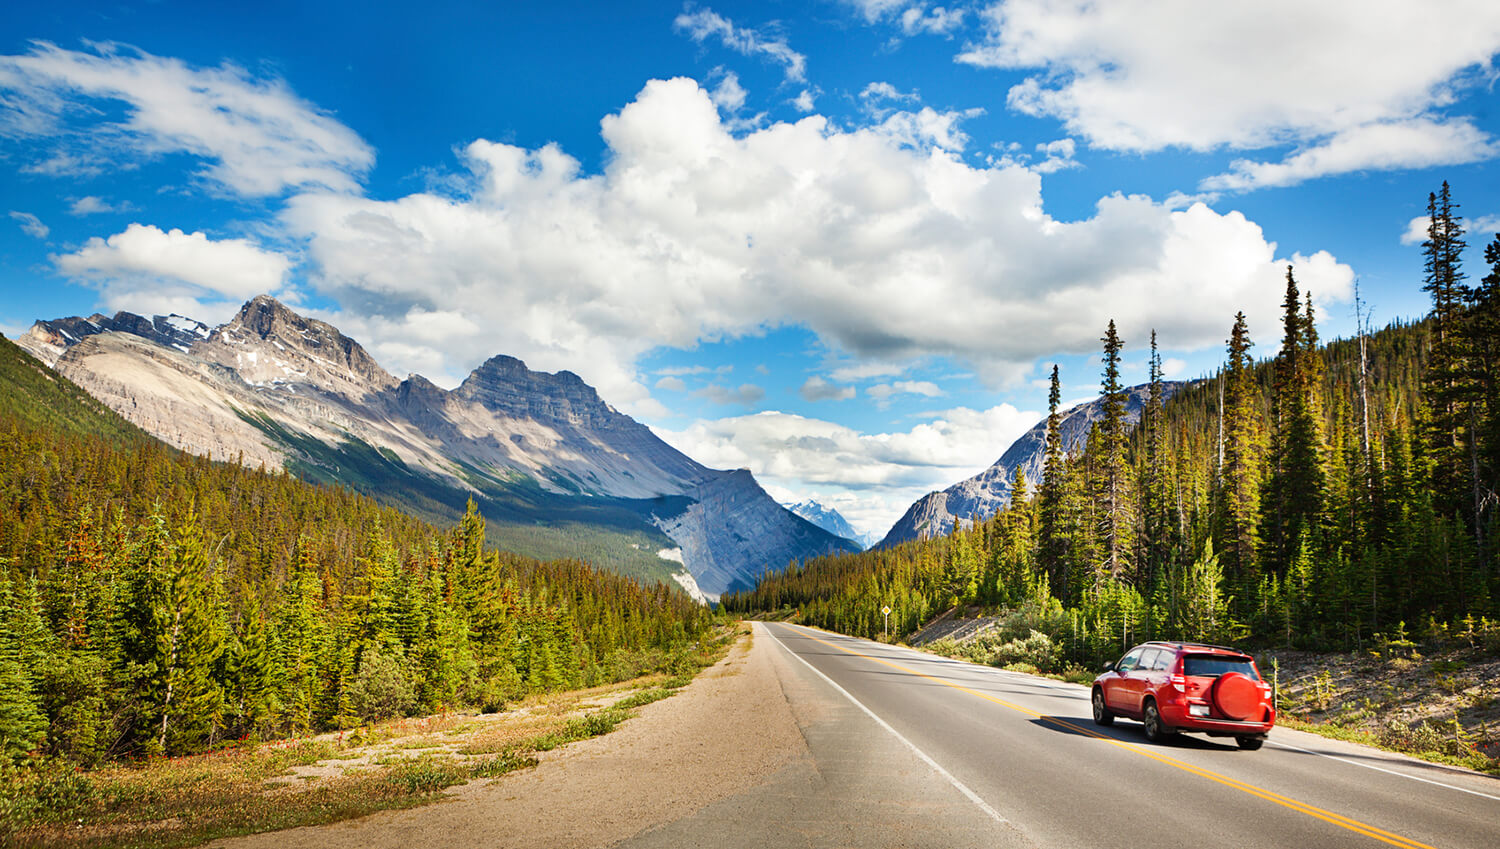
[1161,706,1274,735]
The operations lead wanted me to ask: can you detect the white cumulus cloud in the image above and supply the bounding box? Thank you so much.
[655,402,1039,532]
[280,77,1352,416]
[53,223,290,321]
[958,0,1500,187]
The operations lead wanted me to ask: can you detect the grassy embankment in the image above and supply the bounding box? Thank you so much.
[0,626,740,849]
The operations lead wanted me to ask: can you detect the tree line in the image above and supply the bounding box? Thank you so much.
[725,182,1499,667]
[0,334,713,767]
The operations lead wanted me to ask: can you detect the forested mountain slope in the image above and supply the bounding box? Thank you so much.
[0,331,713,765]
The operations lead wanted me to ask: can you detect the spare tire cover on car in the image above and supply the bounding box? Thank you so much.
[1213,672,1260,720]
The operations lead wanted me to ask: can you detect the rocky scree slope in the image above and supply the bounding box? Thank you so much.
[877,381,1186,548]
[18,296,857,598]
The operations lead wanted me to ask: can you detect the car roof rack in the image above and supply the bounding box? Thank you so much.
[1178,642,1248,655]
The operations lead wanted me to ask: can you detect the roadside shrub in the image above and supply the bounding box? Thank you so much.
[996,601,1071,644]
[989,630,1062,673]
[347,650,418,723]
[473,663,526,714]
[1376,717,1469,758]
[925,637,962,658]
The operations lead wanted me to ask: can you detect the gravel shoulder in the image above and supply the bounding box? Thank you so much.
[212,627,807,849]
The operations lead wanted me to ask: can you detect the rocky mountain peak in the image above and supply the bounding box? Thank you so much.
[455,354,621,429]
[789,499,869,549]
[17,309,210,366]
[206,296,396,395]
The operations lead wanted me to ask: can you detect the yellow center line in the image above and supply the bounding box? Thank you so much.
[785,624,1437,849]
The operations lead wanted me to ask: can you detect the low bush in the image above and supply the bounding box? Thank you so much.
[347,650,420,723]
[990,630,1062,674]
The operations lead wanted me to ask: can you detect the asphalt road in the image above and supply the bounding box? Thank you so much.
[624,621,1500,849]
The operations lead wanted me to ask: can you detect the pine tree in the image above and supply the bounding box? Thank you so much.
[1264,268,1327,575]
[0,576,47,765]
[1141,330,1172,588]
[1094,321,1133,584]
[1472,235,1500,578]
[226,595,275,741]
[1218,312,1262,607]
[1421,182,1472,514]
[153,507,226,754]
[1037,365,1072,602]
[274,537,325,734]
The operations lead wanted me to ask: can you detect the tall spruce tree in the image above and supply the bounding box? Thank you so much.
[1471,234,1500,577]
[1140,328,1176,585]
[1264,267,1327,575]
[1421,182,1472,515]
[1094,321,1133,584]
[1218,312,1262,607]
[1038,365,1072,602]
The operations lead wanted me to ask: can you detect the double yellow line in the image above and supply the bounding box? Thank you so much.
[786,624,1437,849]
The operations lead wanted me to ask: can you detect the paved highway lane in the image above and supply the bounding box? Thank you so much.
[633,622,1500,849]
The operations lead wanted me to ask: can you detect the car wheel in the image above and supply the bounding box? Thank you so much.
[1236,735,1265,751]
[1142,700,1173,742]
[1092,689,1114,726]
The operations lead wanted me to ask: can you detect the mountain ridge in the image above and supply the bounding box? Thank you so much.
[789,499,871,549]
[17,296,858,597]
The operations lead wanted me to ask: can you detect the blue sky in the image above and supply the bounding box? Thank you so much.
[3,1,1499,539]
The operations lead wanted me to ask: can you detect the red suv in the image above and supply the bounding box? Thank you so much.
[1092,641,1275,749]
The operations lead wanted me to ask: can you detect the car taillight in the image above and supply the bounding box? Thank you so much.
[1171,674,1186,692]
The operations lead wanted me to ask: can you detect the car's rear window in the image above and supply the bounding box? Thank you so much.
[1183,655,1259,680]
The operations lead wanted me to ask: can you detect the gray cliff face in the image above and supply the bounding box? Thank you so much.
[20,295,848,597]
[456,355,622,430]
[877,381,1187,548]
[657,471,862,599]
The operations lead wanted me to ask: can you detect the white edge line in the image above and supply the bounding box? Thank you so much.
[1265,738,1500,803]
[759,623,1010,825]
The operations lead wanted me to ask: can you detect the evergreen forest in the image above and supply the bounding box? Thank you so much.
[0,331,713,768]
[725,183,1500,669]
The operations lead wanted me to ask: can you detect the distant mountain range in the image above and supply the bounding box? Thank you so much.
[17,296,858,599]
[788,500,875,550]
[877,381,1187,548]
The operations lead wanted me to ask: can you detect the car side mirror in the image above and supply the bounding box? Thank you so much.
[1102,661,1115,673]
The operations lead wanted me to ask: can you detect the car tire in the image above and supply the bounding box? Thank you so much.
[1142,700,1173,742]
[1092,688,1114,726]
[1236,735,1265,751]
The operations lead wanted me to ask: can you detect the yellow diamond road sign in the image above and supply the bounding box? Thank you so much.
[881,606,891,615]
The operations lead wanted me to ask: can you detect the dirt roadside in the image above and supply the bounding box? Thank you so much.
[210,626,807,849]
